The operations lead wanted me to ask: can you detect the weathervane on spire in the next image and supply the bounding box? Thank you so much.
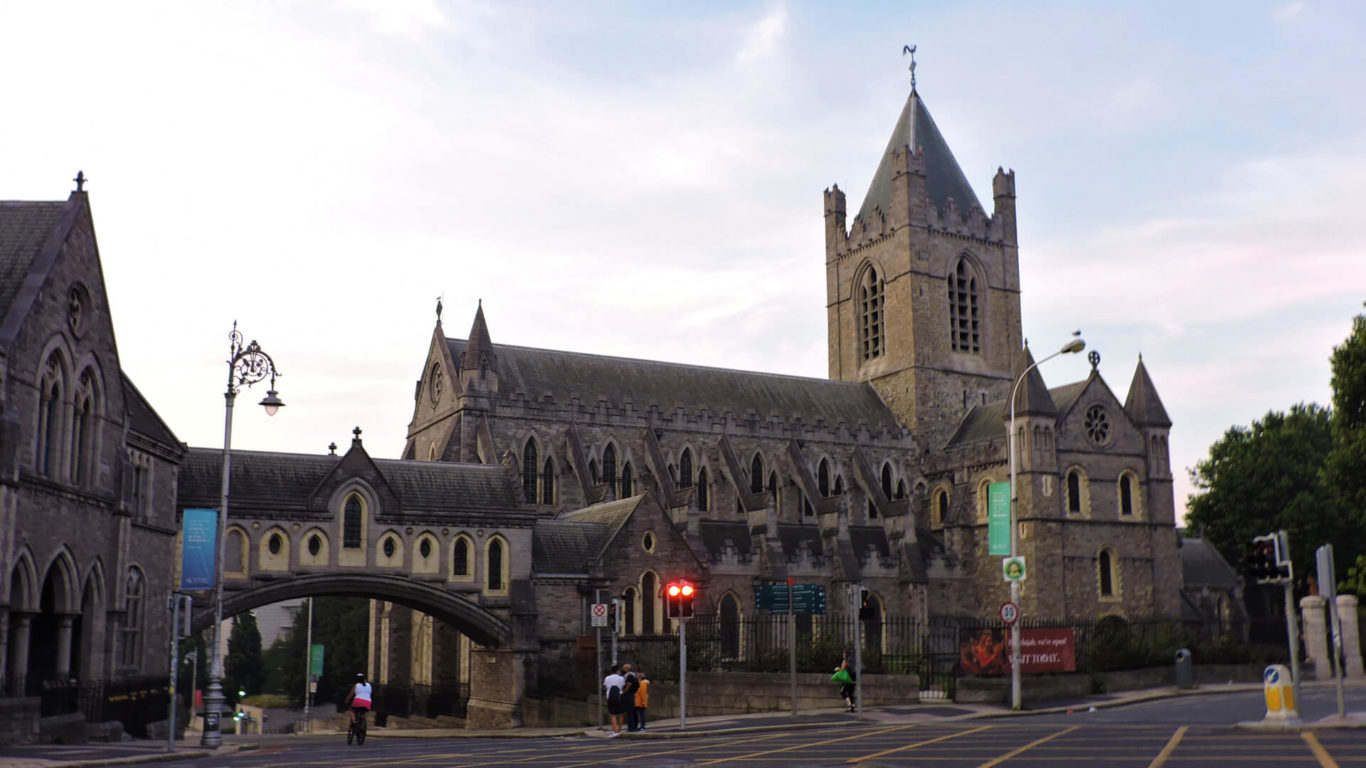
[902,44,917,89]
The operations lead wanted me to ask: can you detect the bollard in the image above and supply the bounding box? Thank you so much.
[1262,664,1300,724]
[1174,648,1194,689]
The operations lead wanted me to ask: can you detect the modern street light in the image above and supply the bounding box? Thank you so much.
[1008,331,1084,711]
[202,323,283,748]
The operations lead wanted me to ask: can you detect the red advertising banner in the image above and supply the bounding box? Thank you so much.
[1018,627,1076,673]
[958,627,1076,675]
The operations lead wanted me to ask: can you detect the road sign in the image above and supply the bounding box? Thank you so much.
[754,583,826,615]
[987,482,1010,556]
[999,601,1019,625]
[590,602,608,627]
[1002,556,1026,582]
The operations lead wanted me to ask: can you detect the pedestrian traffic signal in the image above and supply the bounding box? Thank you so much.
[1245,533,1291,583]
[666,581,695,619]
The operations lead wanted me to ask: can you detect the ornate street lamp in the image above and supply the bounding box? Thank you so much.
[1008,331,1084,711]
[202,323,283,747]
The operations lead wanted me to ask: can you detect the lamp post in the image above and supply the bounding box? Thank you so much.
[202,323,283,748]
[1008,331,1084,711]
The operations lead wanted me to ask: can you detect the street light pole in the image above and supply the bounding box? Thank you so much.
[1008,332,1084,711]
[201,323,284,748]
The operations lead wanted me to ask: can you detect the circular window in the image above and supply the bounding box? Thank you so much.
[383,537,396,558]
[67,284,89,336]
[429,363,444,404]
[308,535,321,557]
[1084,405,1111,446]
[419,539,432,559]
[268,533,282,555]
[642,532,655,553]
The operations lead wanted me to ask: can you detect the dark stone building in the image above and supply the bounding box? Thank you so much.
[0,190,183,732]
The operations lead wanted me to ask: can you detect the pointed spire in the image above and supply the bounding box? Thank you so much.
[1010,344,1057,417]
[461,300,496,372]
[1125,356,1171,427]
[856,87,982,224]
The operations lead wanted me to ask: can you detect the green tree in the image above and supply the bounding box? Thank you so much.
[1185,403,1349,576]
[224,611,264,701]
[1328,309,1366,596]
[276,597,369,708]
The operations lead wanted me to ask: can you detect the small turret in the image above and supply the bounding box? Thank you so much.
[992,167,1016,246]
[1008,345,1056,418]
[824,184,847,258]
[459,301,500,394]
[1124,355,1171,428]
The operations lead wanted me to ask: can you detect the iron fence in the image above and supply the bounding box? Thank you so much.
[368,682,469,721]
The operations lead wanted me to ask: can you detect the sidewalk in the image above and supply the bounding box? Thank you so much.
[0,682,1360,766]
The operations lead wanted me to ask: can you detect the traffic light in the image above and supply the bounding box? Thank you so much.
[1245,533,1291,583]
[666,581,695,619]
[609,600,619,633]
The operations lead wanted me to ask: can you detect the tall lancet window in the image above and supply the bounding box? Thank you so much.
[948,257,981,353]
[858,265,884,361]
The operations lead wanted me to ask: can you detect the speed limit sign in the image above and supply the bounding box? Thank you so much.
[999,601,1019,625]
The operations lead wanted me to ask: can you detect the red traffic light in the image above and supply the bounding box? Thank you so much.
[680,584,694,597]
[667,583,682,597]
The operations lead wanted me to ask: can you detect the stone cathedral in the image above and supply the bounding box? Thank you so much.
[380,79,1182,697]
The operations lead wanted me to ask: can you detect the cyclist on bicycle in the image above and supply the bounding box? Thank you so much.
[346,673,372,728]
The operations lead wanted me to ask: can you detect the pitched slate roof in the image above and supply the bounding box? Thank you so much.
[1125,357,1172,428]
[0,200,68,331]
[445,338,902,433]
[778,524,822,561]
[856,89,983,225]
[532,496,645,575]
[700,521,752,559]
[946,381,1089,447]
[177,447,521,514]
[1180,536,1239,588]
[122,375,181,449]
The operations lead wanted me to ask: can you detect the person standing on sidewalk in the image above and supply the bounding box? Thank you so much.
[834,651,856,712]
[631,669,650,731]
[621,663,641,732]
[603,664,627,736]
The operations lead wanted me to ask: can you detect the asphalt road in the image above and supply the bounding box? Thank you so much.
[153,721,1365,768]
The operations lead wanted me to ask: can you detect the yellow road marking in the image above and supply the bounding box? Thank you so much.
[1302,731,1342,768]
[847,724,992,763]
[694,724,921,765]
[1146,725,1187,768]
[976,725,1078,768]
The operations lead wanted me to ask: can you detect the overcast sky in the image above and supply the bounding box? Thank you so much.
[4,1,1364,523]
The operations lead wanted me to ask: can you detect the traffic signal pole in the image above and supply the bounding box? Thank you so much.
[678,616,687,730]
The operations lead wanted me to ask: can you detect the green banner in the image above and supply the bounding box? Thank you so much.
[988,482,1011,556]
[310,644,325,677]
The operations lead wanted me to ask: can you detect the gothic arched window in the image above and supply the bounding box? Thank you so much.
[679,449,693,488]
[602,445,617,493]
[121,567,144,667]
[522,439,538,502]
[818,459,830,497]
[697,467,710,511]
[343,494,363,548]
[37,353,64,478]
[1119,474,1134,516]
[750,454,764,494]
[720,593,741,659]
[880,463,893,501]
[620,462,633,497]
[486,537,506,592]
[1099,549,1116,597]
[948,257,981,353]
[452,536,471,578]
[541,458,555,505]
[1067,470,1083,515]
[833,475,845,496]
[72,369,98,486]
[858,264,884,361]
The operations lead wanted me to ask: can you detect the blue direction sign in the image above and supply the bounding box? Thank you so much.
[754,583,826,615]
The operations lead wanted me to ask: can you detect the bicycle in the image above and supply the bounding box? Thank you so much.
[347,709,367,746]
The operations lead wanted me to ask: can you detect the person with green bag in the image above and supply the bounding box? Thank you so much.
[832,650,856,712]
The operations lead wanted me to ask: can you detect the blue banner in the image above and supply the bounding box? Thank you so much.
[180,508,218,590]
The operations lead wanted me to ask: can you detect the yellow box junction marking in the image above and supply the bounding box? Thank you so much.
[1302,731,1342,768]
[1146,725,1187,768]
[976,725,1078,768]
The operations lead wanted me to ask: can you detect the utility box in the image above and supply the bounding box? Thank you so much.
[1174,648,1194,689]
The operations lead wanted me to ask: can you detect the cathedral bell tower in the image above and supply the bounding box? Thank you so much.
[825,78,1023,446]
